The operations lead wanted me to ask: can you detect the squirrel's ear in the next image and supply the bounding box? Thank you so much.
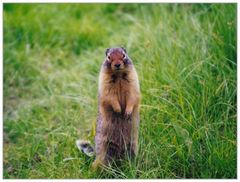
[121,47,127,53]
[105,48,110,56]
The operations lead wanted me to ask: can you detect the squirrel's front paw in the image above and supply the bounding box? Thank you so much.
[113,105,122,113]
[124,110,132,120]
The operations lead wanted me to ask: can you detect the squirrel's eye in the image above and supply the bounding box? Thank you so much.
[122,54,125,59]
[107,56,111,60]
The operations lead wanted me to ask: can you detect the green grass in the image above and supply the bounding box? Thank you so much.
[3,3,237,179]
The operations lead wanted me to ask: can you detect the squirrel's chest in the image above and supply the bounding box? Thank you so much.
[110,78,129,95]
[108,76,130,105]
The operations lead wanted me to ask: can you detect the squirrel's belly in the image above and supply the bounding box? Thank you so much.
[106,114,132,158]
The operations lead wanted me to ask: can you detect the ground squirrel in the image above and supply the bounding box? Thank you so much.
[76,47,140,169]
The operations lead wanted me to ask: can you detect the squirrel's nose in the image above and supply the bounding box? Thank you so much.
[115,64,121,68]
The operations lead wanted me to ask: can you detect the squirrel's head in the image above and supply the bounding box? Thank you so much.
[104,47,131,71]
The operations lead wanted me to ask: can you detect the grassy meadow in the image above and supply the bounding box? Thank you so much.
[3,4,237,179]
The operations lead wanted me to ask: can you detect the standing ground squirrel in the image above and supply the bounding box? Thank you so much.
[76,47,140,169]
[92,47,140,169]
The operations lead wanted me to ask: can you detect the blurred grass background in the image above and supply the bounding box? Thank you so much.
[3,3,237,179]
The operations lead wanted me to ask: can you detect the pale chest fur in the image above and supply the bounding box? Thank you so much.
[98,67,139,110]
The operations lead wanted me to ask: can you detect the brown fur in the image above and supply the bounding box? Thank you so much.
[92,47,140,169]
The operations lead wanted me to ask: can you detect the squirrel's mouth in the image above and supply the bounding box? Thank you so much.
[114,67,124,71]
[113,66,122,70]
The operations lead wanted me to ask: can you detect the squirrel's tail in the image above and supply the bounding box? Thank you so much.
[76,140,95,157]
